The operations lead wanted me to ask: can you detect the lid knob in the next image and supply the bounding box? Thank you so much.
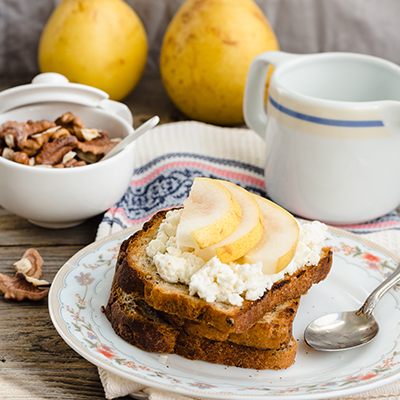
[32,73,70,85]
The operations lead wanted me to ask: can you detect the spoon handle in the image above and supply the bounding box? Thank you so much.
[101,115,160,162]
[357,263,400,318]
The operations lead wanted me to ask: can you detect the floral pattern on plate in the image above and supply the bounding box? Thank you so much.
[49,225,400,399]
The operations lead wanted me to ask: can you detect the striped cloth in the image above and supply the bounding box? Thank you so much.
[97,121,400,239]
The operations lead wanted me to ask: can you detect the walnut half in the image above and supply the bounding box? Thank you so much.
[0,249,49,301]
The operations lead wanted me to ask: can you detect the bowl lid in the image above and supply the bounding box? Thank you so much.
[0,73,109,114]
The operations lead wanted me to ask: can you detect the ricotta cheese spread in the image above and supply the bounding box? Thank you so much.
[146,209,328,306]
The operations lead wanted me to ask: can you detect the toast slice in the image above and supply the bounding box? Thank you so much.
[159,297,300,349]
[111,209,333,334]
[106,285,299,350]
[175,332,298,370]
[103,287,298,370]
[104,287,179,353]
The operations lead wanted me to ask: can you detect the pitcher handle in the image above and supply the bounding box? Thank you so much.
[243,51,301,138]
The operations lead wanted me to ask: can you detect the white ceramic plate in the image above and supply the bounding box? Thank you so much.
[49,225,400,399]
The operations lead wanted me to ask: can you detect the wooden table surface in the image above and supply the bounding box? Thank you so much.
[0,71,186,400]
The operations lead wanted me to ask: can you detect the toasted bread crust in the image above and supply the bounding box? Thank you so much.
[104,288,179,353]
[107,284,300,350]
[111,209,333,333]
[160,298,300,349]
[104,287,298,369]
[175,333,298,370]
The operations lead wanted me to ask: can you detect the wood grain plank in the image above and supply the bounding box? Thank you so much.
[0,208,102,247]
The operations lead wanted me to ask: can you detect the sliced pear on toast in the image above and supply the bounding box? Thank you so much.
[239,195,300,274]
[196,181,264,263]
[176,177,242,249]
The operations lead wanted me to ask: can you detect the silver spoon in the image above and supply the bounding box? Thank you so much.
[100,115,160,162]
[304,262,400,351]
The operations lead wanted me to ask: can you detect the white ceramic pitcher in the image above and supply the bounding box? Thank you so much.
[243,51,400,224]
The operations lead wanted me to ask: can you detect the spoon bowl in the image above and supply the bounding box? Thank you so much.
[304,310,379,351]
[304,262,400,351]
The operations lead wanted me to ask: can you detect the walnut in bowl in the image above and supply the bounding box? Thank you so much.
[0,102,135,228]
[1,112,121,168]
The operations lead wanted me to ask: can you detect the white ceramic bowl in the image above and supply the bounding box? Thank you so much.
[0,76,136,228]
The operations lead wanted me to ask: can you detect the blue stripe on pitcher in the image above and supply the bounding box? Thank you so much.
[269,96,384,127]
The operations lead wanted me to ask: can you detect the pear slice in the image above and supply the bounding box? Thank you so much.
[239,195,300,274]
[176,177,242,249]
[196,181,264,264]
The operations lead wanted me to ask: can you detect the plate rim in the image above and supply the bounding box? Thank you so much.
[48,223,400,399]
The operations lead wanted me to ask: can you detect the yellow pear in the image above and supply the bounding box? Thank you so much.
[176,178,242,249]
[196,181,264,263]
[239,195,300,274]
[38,0,148,101]
[160,0,279,125]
